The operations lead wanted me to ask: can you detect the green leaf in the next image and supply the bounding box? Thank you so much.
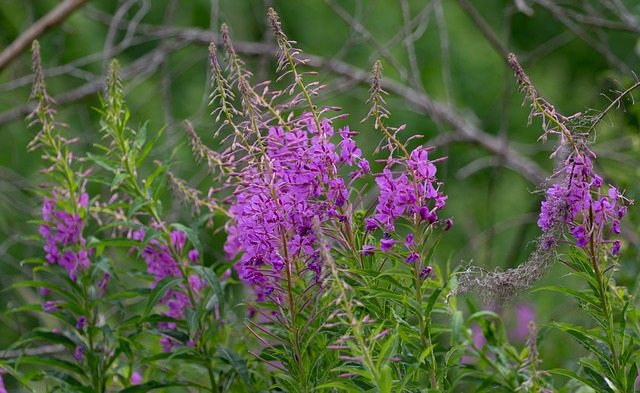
[549,368,601,392]
[535,285,600,309]
[18,356,86,379]
[192,265,225,316]
[465,310,500,326]
[110,171,129,191]
[127,197,152,220]
[136,125,164,167]
[185,307,199,338]
[379,365,393,393]
[626,361,637,393]
[451,310,463,345]
[143,276,182,318]
[120,381,192,393]
[425,284,446,315]
[170,223,201,252]
[217,345,253,391]
[142,346,194,363]
[134,122,148,148]
[144,163,170,196]
[553,322,612,365]
[313,380,358,390]
[11,330,77,352]
[375,329,397,369]
[41,370,92,392]
[86,153,118,173]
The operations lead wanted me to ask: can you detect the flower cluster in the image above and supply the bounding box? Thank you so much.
[40,191,90,281]
[360,146,448,264]
[451,54,633,305]
[224,114,369,298]
[374,146,447,232]
[538,152,629,253]
[133,227,203,350]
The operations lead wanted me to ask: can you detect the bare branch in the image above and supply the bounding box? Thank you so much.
[0,39,188,125]
[0,14,547,185]
[457,0,509,60]
[0,0,89,72]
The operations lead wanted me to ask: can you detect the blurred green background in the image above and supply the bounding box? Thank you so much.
[1,0,639,389]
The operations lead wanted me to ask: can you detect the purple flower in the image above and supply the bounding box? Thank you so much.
[79,192,89,208]
[160,336,177,352]
[361,245,376,255]
[141,242,181,282]
[537,153,631,251]
[165,291,190,324]
[364,218,379,231]
[0,373,6,393]
[380,239,395,252]
[40,193,91,279]
[420,266,433,280]
[74,346,83,362]
[611,240,621,256]
[571,225,588,248]
[58,249,89,281]
[374,145,447,232]
[405,234,414,247]
[224,115,365,298]
[307,254,322,282]
[188,248,199,263]
[54,211,84,245]
[220,268,232,281]
[374,169,413,231]
[511,303,535,342]
[98,273,110,297]
[188,274,204,294]
[538,184,568,232]
[42,197,55,221]
[444,218,453,231]
[76,316,87,330]
[611,220,620,235]
[339,136,362,166]
[404,252,419,264]
[43,300,62,313]
[130,371,142,385]
[170,230,187,252]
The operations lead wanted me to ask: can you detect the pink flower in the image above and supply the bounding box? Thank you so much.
[510,303,535,342]
[131,371,142,385]
[0,374,6,393]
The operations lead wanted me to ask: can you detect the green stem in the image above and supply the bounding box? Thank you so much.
[587,208,620,373]
[205,343,219,392]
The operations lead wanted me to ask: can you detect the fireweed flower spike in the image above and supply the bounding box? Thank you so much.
[29,41,95,285]
[451,54,632,305]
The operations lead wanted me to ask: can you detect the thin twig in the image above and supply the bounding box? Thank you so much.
[0,0,89,72]
[457,0,510,60]
[586,80,640,135]
[0,39,188,125]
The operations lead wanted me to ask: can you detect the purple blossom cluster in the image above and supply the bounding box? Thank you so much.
[538,153,629,253]
[224,114,369,297]
[360,146,448,265]
[39,191,90,281]
[224,112,449,297]
[133,227,203,350]
[374,146,447,232]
